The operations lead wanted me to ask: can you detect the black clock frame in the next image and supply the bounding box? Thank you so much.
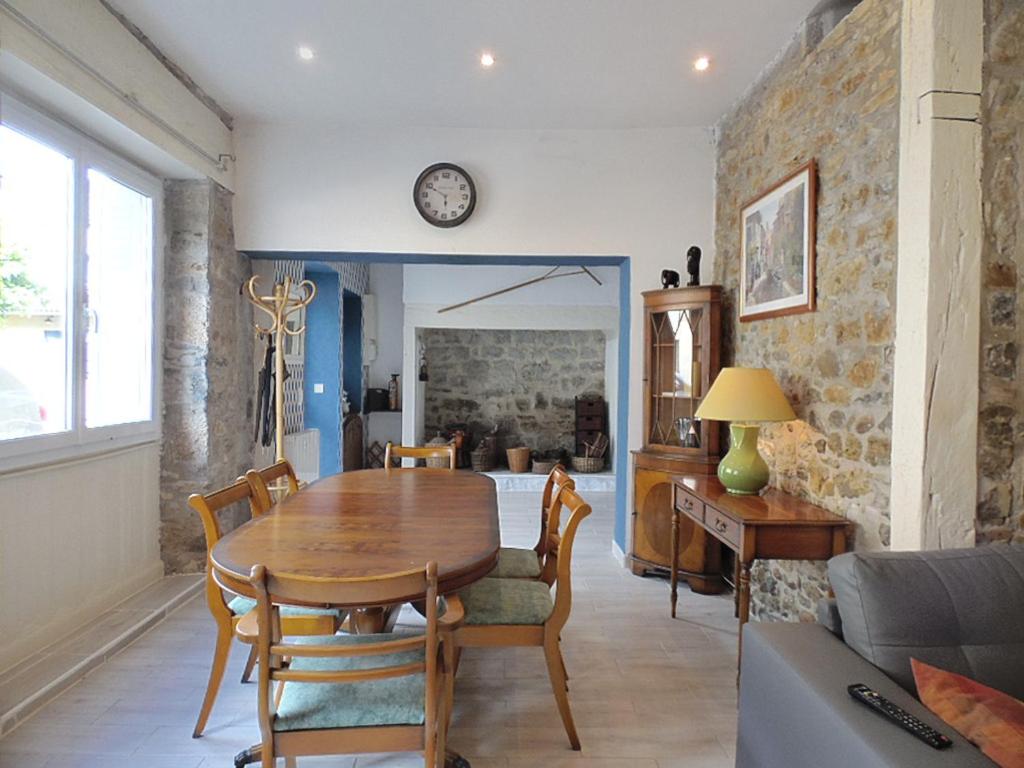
[413,162,477,228]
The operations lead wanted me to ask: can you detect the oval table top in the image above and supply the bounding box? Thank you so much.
[211,468,500,603]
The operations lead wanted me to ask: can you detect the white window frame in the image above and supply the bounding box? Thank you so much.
[0,94,163,472]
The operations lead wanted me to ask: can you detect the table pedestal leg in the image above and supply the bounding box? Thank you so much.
[353,604,401,634]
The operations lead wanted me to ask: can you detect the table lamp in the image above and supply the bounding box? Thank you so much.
[695,367,796,495]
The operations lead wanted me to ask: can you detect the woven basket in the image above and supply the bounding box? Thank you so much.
[532,459,557,475]
[506,447,531,473]
[470,447,495,473]
[572,455,604,473]
[425,434,452,468]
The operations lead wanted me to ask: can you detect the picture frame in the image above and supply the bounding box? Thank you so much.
[739,159,817,322]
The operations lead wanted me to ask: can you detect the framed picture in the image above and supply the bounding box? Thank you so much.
[739,159,817,322]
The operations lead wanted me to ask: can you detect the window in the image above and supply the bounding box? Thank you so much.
[0,96,160,465]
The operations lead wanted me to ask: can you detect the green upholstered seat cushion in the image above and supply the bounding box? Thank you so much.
[460,577,554,626]
[273,633,425,732]
[226,596,340,620]
[490,547,543,579]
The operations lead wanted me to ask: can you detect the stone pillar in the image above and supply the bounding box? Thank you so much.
[160,180,253,573]
[891,0,983,549]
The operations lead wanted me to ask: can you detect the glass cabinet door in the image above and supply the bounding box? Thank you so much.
[649,307,704,450]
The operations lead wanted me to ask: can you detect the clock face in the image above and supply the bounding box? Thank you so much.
[414,163,476,227]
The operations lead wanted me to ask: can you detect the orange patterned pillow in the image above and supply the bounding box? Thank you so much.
[912,658,1024,768]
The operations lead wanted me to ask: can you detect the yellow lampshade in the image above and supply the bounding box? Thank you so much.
[695,367,796,423]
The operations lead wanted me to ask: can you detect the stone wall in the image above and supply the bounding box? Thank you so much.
[422,328,605,459]
[977,0,1024,544]
[161,180,254,573]
[713,0,900,620]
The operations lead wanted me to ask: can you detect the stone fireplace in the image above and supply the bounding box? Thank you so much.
[420,328,606,461]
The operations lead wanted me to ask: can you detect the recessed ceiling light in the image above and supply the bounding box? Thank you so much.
[297,45,315,61]
[693,56,710,72]
[480,51,496,68]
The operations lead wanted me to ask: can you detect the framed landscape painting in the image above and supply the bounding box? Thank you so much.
[739,159,817,322]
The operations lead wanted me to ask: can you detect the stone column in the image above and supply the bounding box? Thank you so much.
[160,180,253,573]
[891,0,983,549]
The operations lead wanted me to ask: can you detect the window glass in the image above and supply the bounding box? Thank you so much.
[0,125,73,441]
[84,168,154,428]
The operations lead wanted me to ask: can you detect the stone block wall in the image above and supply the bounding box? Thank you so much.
[713,0,899,620]
[978,0,1024,544]
[161,180,254,573]
[422,328,605,459]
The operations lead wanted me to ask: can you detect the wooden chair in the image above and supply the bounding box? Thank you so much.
[490,465,575,581]
[245,458,301,516]
[238,561,462,768]
[188,478,342,738]
[384,442,456,469]
[449,484,592,750]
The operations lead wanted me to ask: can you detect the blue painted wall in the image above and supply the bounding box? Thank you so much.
[304,271,341,476]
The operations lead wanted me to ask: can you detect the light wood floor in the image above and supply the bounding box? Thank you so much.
[0,491,739,767]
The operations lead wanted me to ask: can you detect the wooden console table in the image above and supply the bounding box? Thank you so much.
[671,474,852,661]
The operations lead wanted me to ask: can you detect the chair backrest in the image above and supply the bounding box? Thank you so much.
[245,459,301,516]
[247,562,442,745]
[543,484,592,632]
[536,465,575,557]
[188,478,258,619]
[384,442,456,469]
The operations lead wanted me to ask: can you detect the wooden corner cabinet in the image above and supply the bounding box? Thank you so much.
[631,286,724,593]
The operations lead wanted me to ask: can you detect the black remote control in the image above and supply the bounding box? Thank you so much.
[848,683,954,750]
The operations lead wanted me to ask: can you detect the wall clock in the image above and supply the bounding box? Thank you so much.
[413,163,476,227]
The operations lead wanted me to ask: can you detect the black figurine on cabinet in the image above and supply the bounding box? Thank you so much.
[686,246,701,286]
[661,269,680,289]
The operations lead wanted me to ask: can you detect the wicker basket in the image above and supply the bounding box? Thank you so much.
[506,447,531,473]
[425,433,452,468]
[532,459,557,475]
[470,446,495,473]
[572,455,604,473]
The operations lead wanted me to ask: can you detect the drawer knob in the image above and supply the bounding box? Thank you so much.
[714,518,729,533]
[683,499,693,510]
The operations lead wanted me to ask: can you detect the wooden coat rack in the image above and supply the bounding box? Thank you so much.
[244,275,317,464]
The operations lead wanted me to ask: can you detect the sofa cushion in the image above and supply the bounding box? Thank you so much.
[913,658,1024,767]
[828,544,1024,699]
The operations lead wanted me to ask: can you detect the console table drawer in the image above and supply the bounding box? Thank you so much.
[706,508,740,548]
[674,489,704,523]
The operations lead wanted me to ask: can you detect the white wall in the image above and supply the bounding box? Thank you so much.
[366,263,405,390]
[403,264,619,307]
[233,124,716,525]
[0,444,163,671]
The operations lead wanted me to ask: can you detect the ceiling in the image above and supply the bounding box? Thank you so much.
[109,0,821,129]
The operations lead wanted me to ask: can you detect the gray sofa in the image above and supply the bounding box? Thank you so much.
[736,543,1024,768]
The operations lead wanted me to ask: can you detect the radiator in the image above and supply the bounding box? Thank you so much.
[255,428,320,484]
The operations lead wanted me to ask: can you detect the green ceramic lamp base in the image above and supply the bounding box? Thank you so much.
[718,423,769,495]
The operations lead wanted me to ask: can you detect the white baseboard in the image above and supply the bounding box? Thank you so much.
[611,539,628,568]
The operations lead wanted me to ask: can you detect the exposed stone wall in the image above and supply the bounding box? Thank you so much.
[422,329,605,459]
[713,0,900,620]
[978,0,1024,544]
[161,180,253,573]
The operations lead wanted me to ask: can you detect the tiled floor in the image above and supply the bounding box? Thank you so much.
[0,491,738,767]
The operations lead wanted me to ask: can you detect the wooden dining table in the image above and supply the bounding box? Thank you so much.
[212,467,500,768]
